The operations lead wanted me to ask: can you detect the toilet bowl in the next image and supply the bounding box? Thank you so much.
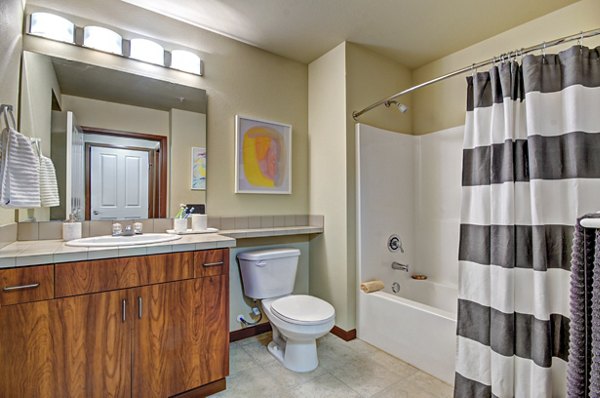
[262,294,335,372]
[237,248,336,372]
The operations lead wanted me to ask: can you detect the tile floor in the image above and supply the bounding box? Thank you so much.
[214,332,453,398]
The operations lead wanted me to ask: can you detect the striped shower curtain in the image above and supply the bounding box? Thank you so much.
[454,45,600,397]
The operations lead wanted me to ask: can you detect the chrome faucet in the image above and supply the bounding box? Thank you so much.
[392,261,409,272]
[112,223,135,237]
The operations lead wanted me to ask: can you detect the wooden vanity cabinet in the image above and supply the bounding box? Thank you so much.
[0,249,229,398]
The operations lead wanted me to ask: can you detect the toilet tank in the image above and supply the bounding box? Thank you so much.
[237,248,301,299]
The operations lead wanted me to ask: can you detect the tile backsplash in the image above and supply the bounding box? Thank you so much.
[15,215,324,241]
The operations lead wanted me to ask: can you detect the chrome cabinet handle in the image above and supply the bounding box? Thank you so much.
[2,283,40,292]
[137,296,143,319]
[203,261,224,267]
[122,299,127,322]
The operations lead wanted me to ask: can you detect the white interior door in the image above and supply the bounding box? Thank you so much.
[90,146,149,220]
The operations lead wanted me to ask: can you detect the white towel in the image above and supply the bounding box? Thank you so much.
[0,110,41,208]
[39,154,59,207]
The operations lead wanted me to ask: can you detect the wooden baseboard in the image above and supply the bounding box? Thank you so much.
[172,378,226,397]
[230,322,272,342]
[331,326,357,341]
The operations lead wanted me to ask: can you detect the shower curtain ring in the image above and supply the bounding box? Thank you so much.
[542,42,547,62]
[579,31,584,54]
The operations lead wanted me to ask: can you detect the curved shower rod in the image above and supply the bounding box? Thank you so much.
[352,27,600,121]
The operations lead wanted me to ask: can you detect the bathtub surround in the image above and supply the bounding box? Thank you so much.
[356,124,463,287]
[455,46,600,397]
[356,123,460,384]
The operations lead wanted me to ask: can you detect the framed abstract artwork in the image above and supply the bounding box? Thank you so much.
[235,115,292,194]
[191,146,206,190]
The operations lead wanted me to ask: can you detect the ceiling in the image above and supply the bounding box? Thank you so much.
[121,0,578,68]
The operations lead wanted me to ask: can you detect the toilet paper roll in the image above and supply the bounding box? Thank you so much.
[63,222,82,242]
[192,214,208,231]
[360,280,384,293]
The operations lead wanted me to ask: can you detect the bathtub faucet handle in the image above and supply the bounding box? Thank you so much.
[391,261,409,272]
[388,235,404,253]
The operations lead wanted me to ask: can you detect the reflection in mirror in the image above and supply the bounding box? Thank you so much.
[19,51,207,222]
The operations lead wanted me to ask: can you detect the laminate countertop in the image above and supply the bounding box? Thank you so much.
[0,225,324,268]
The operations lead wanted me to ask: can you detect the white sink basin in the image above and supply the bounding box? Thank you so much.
[65,233,182,247]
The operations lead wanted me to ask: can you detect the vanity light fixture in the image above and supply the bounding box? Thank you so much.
[83,26,123,55]
[27,12,203,76]
[130,38,165,66]
[29,12,75,44]
[170,50,202,75]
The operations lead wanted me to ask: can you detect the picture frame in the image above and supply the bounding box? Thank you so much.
[191,146,206,190]
[235,115,292,194]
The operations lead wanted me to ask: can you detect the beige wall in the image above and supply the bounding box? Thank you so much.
[61,95,170,137]
[345,44,413,329]
[20,51,61,156]
[18,51,62,222]
[346,43,413,135]
[308,42,413,331]
[0,0,24,225]
[170,109,206,216]
[412,0,600,135]
[308,43,351,329]
[26,0,309,217]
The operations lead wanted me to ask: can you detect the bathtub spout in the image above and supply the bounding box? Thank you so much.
[392,261,409,272]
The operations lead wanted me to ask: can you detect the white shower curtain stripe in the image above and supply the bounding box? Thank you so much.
[464,84,600,150]
[461,179,600,226]
[459,261,571,318]
[455,45,600,397]
[526,86,600,135]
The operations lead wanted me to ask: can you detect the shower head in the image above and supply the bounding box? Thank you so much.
[384,100,408,113]
[397,103,408,113]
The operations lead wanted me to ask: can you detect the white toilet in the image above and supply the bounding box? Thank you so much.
[237,248,335,372]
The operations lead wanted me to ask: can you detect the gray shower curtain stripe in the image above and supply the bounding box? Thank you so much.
[455,45,600,398]
[459,224,573,270]
[462,132,600,185]
[466,46,600,111]
[457,299,570,366]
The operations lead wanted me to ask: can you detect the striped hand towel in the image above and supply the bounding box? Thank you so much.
[40,154,59,207]
[0,126,41,208]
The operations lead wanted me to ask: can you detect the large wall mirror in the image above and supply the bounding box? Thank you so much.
[18,50,207,222]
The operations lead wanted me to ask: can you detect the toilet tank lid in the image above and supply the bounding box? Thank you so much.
[237,248,300,261]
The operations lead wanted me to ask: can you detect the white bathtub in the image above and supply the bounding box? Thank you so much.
[357,278,457,385]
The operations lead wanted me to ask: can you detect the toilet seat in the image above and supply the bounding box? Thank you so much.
[269,295,335,326]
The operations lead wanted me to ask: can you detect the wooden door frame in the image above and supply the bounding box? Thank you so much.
[83,127,167,219]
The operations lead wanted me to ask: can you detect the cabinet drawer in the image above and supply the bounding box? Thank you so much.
[55,252,193,297]
[0,265,54,305]
[194,249,229,278]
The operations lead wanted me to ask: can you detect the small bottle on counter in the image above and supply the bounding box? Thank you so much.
[63,214,82,241]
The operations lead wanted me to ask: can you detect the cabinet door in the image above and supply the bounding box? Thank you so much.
[199,274,229,385]
[132,279,203,397]
[0,290,131,398]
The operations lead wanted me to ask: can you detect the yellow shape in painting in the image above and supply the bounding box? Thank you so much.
[242,126,283,188]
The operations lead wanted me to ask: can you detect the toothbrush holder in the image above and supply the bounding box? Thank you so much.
[174,218,187,233]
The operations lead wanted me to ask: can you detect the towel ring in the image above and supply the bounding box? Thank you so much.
[0,104,17,130]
